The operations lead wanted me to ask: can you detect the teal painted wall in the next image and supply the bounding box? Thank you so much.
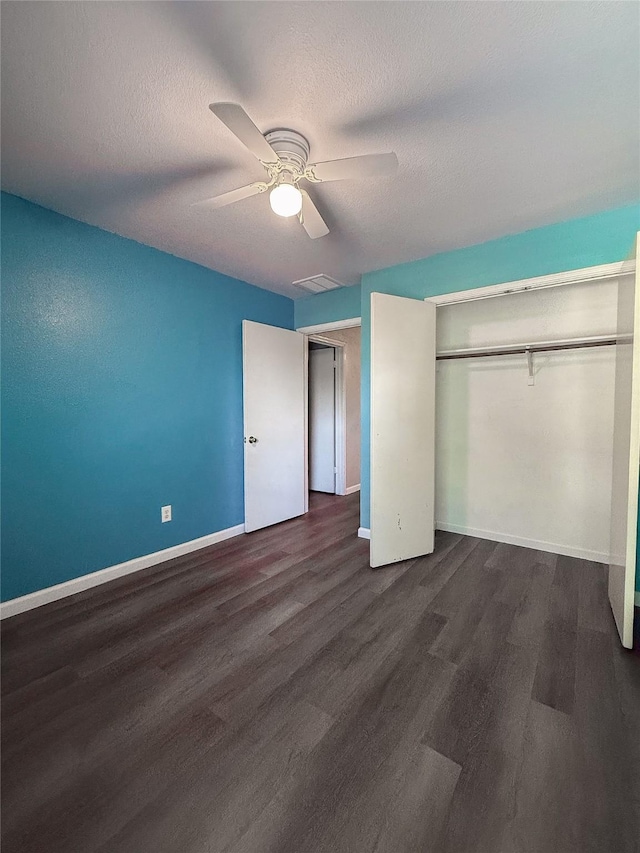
[294,283,361,329]
[363,204,640,299]
[1,193,294,601]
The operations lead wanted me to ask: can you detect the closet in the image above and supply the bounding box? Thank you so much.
[434,277,618,564]
[308,343,336,494]
[369,243,639,648]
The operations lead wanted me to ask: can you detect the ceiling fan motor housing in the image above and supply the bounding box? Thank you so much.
[264,129,310,175]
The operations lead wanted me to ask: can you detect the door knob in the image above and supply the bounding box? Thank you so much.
[248,436,258,444]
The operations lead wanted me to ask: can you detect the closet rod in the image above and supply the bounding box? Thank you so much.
[436,334,620,361]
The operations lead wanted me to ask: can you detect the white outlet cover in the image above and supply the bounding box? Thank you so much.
[161,505,172,523]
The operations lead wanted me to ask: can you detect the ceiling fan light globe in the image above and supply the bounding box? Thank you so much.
[269,184,303,218]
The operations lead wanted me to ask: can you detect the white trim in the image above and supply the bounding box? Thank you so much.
[358,527,371,539]
[296,317,361,334]
[0,524,245,620]
[303,338,309,513]
[307,334,346,349]
[345,484,361,495]
[436,522,609,564]
[426,260,635,306]
[618,234,640,647]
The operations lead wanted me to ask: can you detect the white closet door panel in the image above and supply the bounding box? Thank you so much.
[309,347,336,493]
[243,320,306,533]
[608,234,640,648]
[370,292,436,568]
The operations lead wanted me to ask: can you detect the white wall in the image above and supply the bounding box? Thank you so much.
[327,327,361,490]
[435,280,618,562]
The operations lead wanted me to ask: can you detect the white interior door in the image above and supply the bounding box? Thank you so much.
[243,320,306,533]
[608,234,640,648]
[309,347,336,493]
[370,292,437,567]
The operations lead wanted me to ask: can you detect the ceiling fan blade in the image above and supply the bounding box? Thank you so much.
[306,152,398,183]
[209,103,279,164]
[192,182,266,209]
[300,190,329,239]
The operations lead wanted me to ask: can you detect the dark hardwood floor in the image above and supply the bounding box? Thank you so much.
[2,492,639,853]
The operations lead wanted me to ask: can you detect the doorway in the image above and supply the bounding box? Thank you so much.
[308,341,337,493]
[304,325,361,503]
[241,318,361,534]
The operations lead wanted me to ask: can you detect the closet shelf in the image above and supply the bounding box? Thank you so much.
[436,333,628,361]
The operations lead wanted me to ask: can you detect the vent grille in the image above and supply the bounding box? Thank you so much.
[292,274,345,294]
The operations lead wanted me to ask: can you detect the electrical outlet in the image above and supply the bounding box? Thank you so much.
[161,505,172,523]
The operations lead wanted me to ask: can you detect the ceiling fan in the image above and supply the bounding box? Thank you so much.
[195,103,398,239]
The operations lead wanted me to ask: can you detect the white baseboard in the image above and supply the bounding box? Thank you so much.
[435,522,609,565]
[0,523,245,620]
[345,484,361,495]
[358,527,371,540]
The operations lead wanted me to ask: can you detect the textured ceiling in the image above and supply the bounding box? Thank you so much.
[2,2,639,298]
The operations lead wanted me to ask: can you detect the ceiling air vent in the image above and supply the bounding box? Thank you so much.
[292,274,345,294]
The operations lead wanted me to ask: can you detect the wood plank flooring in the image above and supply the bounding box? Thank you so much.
[2,492,639,853]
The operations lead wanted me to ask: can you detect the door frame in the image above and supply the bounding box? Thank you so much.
[297,318,362,509]
[307,336,345,497]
